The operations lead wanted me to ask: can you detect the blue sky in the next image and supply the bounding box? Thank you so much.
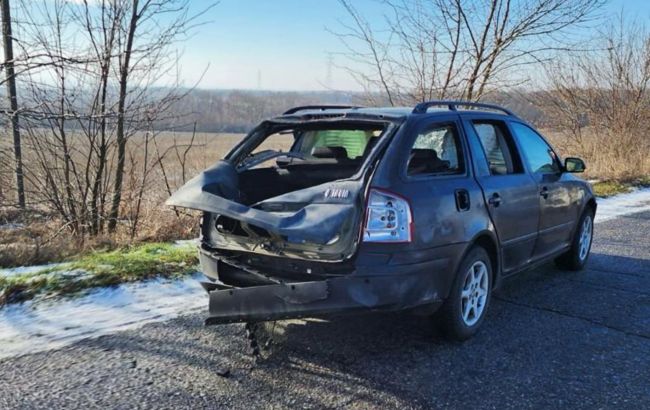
[178,0,650,91]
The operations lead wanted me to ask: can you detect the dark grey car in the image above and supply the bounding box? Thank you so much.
[168,101,596,340]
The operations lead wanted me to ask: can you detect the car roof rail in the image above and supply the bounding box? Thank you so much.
[283,105,364,115]
[412,100,516,117]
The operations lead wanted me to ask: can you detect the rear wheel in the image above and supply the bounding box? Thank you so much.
[555,208,594,271]
[436,246,492,341]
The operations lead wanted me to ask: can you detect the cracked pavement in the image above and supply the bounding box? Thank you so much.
[1,210,649,409]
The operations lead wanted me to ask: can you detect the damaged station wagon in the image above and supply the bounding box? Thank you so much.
[167,101,596,340]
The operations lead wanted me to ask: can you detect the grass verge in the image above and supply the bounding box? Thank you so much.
[0,242,198,306]
[592,176,650,198]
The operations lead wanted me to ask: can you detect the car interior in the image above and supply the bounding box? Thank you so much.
[237,125,384,205]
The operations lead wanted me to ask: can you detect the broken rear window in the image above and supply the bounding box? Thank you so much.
[239,124,386,170]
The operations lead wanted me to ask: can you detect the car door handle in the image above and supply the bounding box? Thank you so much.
[455,189,471,212]
[540,186,549,199]
[488,193,501,207]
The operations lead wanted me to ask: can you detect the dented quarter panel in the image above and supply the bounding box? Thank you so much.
[365,113,493,274]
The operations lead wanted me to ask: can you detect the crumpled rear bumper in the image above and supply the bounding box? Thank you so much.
[199,250,444,325]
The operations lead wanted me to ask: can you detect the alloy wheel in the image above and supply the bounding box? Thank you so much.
[578,214,592,261]
[460,260,489,326]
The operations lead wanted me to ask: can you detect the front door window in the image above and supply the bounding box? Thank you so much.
[510,123,560,174]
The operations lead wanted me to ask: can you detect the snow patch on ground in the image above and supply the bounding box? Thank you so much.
[1,188,650,360]
[0,273,206,359]
[594,187,650,223]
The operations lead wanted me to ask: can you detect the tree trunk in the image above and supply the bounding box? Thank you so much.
[108,0,139,233]
[90,25,117,234]
[1,0,25,209]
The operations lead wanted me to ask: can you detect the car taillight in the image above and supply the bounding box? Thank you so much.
[363,189,413,243]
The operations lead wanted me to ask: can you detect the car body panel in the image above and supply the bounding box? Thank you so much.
[199,245,451,324]
[167,162,363,258]
[167,104,597,325]
[506,119,587,261]
[460,116,541,273]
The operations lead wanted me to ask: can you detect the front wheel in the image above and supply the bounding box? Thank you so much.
[435,246,492,341]
[555,208,594,271]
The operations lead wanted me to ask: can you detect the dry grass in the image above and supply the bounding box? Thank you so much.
[541,128,650,182]
[0,208,80,267]
[0,132,247,267]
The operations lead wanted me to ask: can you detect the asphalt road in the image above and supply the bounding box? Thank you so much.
[1,211,649,409]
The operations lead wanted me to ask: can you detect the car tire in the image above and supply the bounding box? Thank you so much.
[435,246,492,341]
[555,208,595,271]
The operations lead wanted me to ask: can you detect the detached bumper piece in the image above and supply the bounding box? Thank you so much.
[201,251,443,325]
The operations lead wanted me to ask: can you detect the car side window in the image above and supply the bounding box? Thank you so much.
[510,122,561,174]
[472,121,521,175]
[407,123,463,176]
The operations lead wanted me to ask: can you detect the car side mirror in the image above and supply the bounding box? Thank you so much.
[564,157,586,173]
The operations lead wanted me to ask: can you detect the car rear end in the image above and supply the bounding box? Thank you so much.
[197,185,449,324]
[168,107,447,324]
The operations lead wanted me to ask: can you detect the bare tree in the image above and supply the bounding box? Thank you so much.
[334,0,605,105]
[1,0,212,241]
[539,16,650,180]
[107,0,139,233]
[107,0,214,232]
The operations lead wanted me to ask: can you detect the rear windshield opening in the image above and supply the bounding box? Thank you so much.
[240,122,387,171]
[234,122,388,205]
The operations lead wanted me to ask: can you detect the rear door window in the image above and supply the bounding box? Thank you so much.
[472,121,522,175]
[407,123,464,176]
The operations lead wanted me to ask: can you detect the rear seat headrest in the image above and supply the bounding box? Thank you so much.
[312,146,349,159]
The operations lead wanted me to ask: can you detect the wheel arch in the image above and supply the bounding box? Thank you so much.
[585,197,597,215]
[571,195,597,240]
[458,230,501,290]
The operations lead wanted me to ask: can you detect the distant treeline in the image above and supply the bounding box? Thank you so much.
[160,89,364,133]
[0,86,550,134]
[154,88,547,133]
